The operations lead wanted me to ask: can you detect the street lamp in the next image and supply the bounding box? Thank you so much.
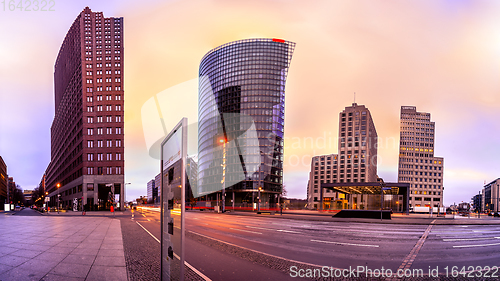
[56,183,60,214]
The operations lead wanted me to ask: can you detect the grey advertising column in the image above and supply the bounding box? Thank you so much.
[161,118,187,281]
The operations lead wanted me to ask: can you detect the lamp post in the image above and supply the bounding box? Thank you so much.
[56,183,60,214]
[125,182,131,209]
[258,150,264,213]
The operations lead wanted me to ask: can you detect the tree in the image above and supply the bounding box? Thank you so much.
[281,184,288,198]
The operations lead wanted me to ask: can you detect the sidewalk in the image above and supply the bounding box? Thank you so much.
[0,214,127,281]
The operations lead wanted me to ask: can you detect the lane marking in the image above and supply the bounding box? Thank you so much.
[310,239,379,248]
[453,242,500,248]
[135,221,212,281]
[136,221,160,243]
[246,225,301,234]
[443,237,500,242]
[147,219,151,222]
[190,230,335,270]
[396,224,433,273]
[229,228,262,235]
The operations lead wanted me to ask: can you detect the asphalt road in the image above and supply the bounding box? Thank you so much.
[124,208,500,280]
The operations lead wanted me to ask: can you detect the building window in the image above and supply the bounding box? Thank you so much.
[115,115,122,122]
[116,139,122,147]
[87,154,94,161]
[106,116,112,122]
[97,153,103,161]
[87,106,93,112]
[116,166,122,174]
[106,95,112,101]
[97,95,103,101]
[87,117,93,123]
[97,105,103,112]
[97,140,103,148]
[106,105,112,111]
[116,153,122,161]
[88,128,93,135]
[97,116,103,123]
[97,128,103,135]
[87,96,93,102]
[107,140,112,147]
[116,127,122,134]
[106,167,112,175]
[116,105,121,111]
[87,140,93,148]
[106,153,112,161]
[87,167,94,175]
[106,127,112,135]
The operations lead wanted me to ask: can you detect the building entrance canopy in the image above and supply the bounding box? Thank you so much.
[319,182,410,214]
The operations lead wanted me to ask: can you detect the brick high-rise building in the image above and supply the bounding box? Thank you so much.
[398,106,444,208]
[307,103,378,209]
[0,156,7,209]
[44,7,125,211]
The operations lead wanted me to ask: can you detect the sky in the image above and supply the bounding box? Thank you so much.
[1,0,499,206]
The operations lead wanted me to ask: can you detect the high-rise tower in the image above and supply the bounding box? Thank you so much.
[307,103,378,209]
[198,38,295,208]
[44,7,125,211]
[398,106,444,208]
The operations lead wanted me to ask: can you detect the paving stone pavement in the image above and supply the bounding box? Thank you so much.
[0,214,128,281]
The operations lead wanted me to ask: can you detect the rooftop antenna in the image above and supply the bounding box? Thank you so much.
[354,92,356,104]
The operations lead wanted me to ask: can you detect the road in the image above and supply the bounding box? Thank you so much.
[127,208,500,280]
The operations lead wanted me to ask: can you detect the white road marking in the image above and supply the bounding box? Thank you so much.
[135,221,212,281]
[443,237,500,242]
[147,219,151,221]
[245,225,301,234]
[310,239,379,248]
[453,242,500,248]
[229,228,262,235]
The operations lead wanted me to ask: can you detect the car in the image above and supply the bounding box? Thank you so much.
[14,206,21,211]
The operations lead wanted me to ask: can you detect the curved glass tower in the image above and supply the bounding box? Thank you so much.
[198,38,295,209]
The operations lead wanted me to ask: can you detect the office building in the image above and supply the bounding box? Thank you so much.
[0,156,7,209]
[147,179,157,204]
[198,38,295,208]
[44,7,125,211]
[307,103,379,209]
[483,178,500,214]
[398,106,444,208]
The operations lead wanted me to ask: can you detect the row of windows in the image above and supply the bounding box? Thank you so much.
[87,166,122,175]
[87,116,122,123]
[400,158,443,164]
[87,153,122,161]
[87,140,122,148]
[86,70,121,75]
[86,95,121,102]
[86,78,121,83]
[86,63,121,68]
[87,127,122,135]
[401,177,442,183]
[87,105,122,112]
[412,191,441,196]
[399,170,442,176]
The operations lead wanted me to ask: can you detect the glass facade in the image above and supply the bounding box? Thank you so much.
[198,38,295,207]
